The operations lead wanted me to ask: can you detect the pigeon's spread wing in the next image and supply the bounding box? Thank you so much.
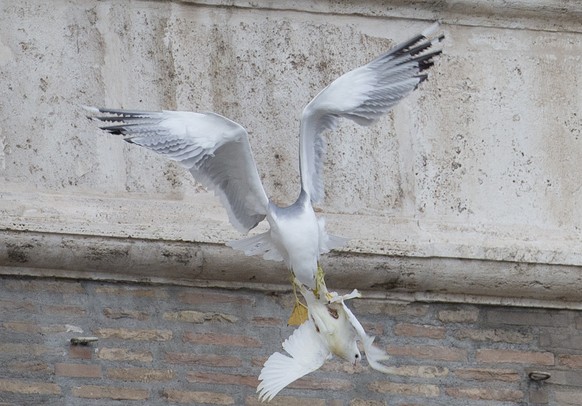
[257,321,330,402]
[299,22,444,203]
[340,301,391,373]
[87,107,269,233]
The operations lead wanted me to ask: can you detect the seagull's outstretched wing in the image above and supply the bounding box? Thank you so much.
[86,107,269,233]
[258,321,330,402]
[299,22,444,203]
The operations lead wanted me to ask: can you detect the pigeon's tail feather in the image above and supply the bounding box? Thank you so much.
[362,335,391,373]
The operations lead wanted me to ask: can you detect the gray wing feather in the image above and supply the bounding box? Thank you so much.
[87,107,269,233]
[299,22,444,203]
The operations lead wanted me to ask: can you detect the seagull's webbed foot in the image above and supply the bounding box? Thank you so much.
[288,274,308,326]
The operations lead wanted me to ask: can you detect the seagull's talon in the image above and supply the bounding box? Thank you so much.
[291,274,307,308]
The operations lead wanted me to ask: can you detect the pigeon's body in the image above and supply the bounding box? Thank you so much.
[304,288,361,363]
[257,287,389,402]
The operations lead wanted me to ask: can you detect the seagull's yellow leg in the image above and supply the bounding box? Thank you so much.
[287,274,308,326]
[315,262,333,301]
[292,275,307,309]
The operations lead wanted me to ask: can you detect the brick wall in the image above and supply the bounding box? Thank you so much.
[0,276,581,405]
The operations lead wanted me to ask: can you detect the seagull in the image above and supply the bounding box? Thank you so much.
[85,22,443,290]
[257,286,390,402]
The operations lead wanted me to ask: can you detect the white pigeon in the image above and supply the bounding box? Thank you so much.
[86,22,443,289]
[257,287,390,402]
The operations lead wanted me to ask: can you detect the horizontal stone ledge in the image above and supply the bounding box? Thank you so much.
[3,190,582,267]
[184,0,582,33]
[2,229,582,303]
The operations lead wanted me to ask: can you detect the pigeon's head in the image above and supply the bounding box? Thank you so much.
[338,341,361,365]
[327,303,362,365]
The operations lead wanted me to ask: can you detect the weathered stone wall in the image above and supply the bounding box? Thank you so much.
[1,276,581,405]
[1,0,582,300]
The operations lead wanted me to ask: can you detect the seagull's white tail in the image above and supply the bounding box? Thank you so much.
[317,217,348,254]
[226,232,284,262]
